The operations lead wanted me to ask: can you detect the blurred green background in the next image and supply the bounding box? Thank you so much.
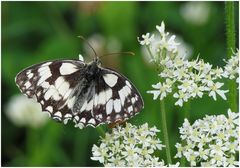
[2,1,239,166]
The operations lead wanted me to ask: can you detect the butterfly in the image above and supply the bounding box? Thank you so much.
[15,49,144,128]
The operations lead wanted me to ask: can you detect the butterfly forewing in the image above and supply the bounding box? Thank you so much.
[15,60,85,123]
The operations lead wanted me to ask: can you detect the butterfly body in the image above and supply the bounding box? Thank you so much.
[15,56,143,128]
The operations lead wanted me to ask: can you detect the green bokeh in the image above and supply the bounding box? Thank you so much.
[2,1,239,166]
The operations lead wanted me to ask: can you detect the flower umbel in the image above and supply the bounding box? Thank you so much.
[91,123,166,166]
[139,21,239,106]
[175,109,239,167]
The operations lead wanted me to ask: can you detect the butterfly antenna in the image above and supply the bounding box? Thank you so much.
[99,52,135,58]
[78,36,98,59]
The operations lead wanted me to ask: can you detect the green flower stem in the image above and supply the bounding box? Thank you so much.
[160,99,172,164]
[225,2,237,112]
[180,157,186,167]
[183,100,191,120]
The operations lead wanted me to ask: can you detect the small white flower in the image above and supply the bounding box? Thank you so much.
[173,90,189,106]
[147,82,172,100]
[156,21,166,35]
[175,143,184,158]
[178,79,194,92]
[227,108,239,125]
[138,33,154,46]
[223,50,239,80]
[207,82,228,100]
[189,83,205,98]
[209,141,228,156]
[224,155,239,167]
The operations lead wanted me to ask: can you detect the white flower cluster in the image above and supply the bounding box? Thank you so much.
[222,50,239,83]
[138,21,239,106]
[91,123,167,167]
[5,94,49,128]
[175,109,239,167]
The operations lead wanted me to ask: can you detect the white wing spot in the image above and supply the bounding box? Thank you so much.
[58,82,70,96]
[27,73,33,79]
[52,92,61,101]
[131,97,136,104]
[96,114,103,121]
[88,118,96,125]
[59,63,78,75]
[80,118,86,123]
[135,95,139,101]
[44,86,56,100]
[98,91,106,105]
[128,106,133,113]
[125,80,132,88]
[67,96,76,108]
[106,99,113,115]
[118,89,126,105]
[114,99,121,113]
[63,118,71,125]
[41,62,52,67]
[37,91,41,97]
[37,67,52,85]
[54,111,62,118]
[123,86,131,95]
[24,81,31,89]
[103,74,118,87]
[55,77,65,88]
[46,106,53,113]
[26,70,31,75]
[74,116,79,122]
[75,123,84,129]
[41,82,50,88]
[115,114,121,120]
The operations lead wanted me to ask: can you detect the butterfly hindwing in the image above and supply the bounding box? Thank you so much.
[73,68,144,128]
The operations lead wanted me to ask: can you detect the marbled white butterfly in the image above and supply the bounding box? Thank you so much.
[15,41,144,128]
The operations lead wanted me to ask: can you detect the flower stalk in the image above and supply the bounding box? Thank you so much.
[225,2,237,112]
[160,99,172,164]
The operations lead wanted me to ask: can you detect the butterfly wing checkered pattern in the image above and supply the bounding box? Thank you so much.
[15,60,85,124]
[73,68,144,128]
[16,60,144,128]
